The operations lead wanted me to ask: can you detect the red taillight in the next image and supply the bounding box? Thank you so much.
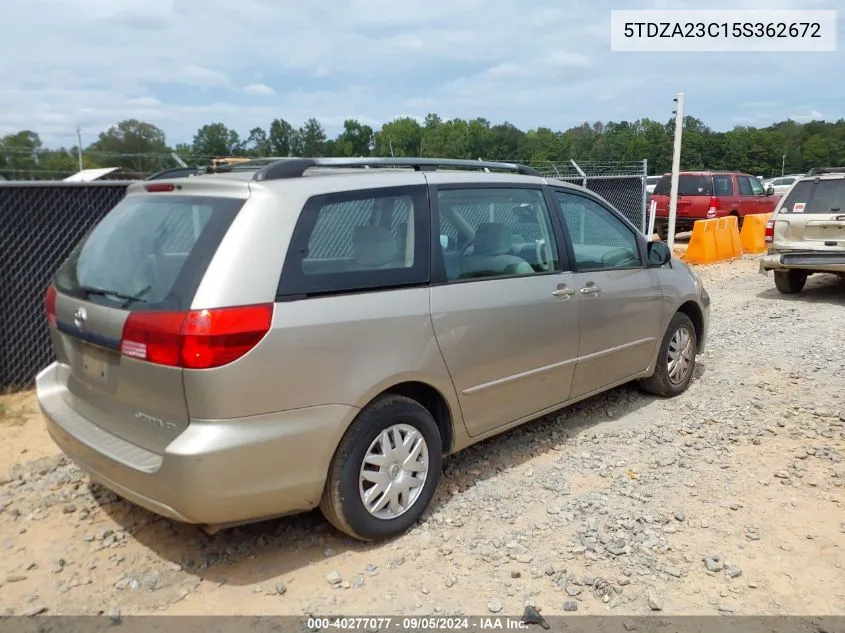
[764,219,775,243]
[706,197,719,217]
[120,304,273,369]
[45,285,57,328]
[144,183,175,192]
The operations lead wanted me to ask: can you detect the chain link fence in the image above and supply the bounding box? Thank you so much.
[530,160,648,233]
[0,162,647,389]
[0,182,132,389]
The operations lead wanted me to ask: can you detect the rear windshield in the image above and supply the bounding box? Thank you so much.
[54,194,244,311]
[653,175,714,196]
[780,179,845,214]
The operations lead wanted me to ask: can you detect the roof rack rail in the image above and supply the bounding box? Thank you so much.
[250,157,542,181]
[807,167,845,176]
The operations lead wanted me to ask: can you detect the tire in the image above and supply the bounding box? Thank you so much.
[773,270,807,294]
[731,213,743,231]
[654,221,666,241]
[639,312,697,398]
[320,394,442,541]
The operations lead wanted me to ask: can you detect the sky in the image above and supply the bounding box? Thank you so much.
[0,0,842,147]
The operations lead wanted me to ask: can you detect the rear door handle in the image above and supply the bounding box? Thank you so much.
[580,284,601,296]
[552,284,575,298]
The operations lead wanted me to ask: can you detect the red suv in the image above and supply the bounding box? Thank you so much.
[651,171,780,238]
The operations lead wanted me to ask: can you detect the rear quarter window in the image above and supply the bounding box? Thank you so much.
[780,179,845,214]
[277,185,430,298]
[54,194,244,311]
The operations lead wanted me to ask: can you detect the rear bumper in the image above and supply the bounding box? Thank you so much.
[759,250,845,274]
[36,362,357,526]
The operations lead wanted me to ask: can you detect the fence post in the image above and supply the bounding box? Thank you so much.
[570,159,587,189]
[641,158,648,234]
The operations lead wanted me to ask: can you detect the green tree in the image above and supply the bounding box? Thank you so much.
[0,130,42,178]
[244,127,271,156]
[334,119,374,157]
[192,123,242,158]
[86,119,168,173]
[298,118,327,156]
[268,118,298,156]
[373,117,423,157]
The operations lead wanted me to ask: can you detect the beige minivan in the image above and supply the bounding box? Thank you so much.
[36,157,710,541]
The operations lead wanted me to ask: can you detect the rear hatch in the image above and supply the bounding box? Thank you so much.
[46,185,248,453]
[773,177,845,250]
[652,174,714,219]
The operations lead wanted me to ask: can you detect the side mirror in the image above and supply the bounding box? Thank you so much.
[647,240,672,267]
[766,186,775,196]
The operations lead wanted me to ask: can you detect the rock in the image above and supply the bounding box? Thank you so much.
[606,539,627,556]
[488,596,503,613]
[6,574,27,583]
[352,575,365,589]
[62,503,77,514]
[323,548,336,557]
[445,576,457,588]
[515,553,533,564]
[511,570,521,579]
[725,566,742,579]
[647,589,664,611]
[665,566,682,578]
[565,585,581,596]
[674,511,686,522]
[274,582,287,595]
[563,600,578,612]
[521,605,549,629]
[774,471,790,479]
[623,621,638,631]
[22,605,48,617]
[703,556,723,572]
[326,571,342,586]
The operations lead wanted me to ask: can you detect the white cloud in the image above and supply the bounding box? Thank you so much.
[0,0,842,146]
[244,83,276,96]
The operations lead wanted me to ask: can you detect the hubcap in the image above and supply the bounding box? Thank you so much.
[667,325,694,385]
[358,424,429,520]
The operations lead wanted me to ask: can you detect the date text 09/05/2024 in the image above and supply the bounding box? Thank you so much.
[306,617,529,631]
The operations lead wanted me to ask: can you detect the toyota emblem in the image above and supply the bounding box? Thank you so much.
[73,307,87,329]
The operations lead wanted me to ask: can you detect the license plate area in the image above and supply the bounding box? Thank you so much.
[81,343,109,381]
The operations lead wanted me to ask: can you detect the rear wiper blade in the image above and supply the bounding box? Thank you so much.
[76,284,151,307]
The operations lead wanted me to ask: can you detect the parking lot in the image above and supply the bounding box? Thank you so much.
[1,255,843,618]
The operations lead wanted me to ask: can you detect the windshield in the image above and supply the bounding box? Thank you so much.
[780,179,845,215]
[653,174,714,196]
[55,194,244,311]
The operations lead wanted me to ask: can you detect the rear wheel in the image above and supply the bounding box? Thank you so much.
[773,269,807,294]
[320,395,442,541]
[730,212,743,231]
[639,312,697,398]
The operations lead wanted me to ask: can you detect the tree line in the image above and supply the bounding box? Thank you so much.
[2,114,845,180]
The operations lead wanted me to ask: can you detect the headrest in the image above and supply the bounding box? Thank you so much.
[473,223,513,256]
[353,225,398,267]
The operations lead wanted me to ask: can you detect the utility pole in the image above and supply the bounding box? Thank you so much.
[667,92,685,251]
[76,126,84,171]
[782,154,786,176]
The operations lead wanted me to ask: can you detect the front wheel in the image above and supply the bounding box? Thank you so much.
[320,395,442,541]
[773,269,807,294]
[639,312,697,398]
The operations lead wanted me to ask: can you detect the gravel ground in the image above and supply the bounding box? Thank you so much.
[1,255,843,618]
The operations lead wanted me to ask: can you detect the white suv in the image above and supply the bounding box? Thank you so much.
[760,168,845,294]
